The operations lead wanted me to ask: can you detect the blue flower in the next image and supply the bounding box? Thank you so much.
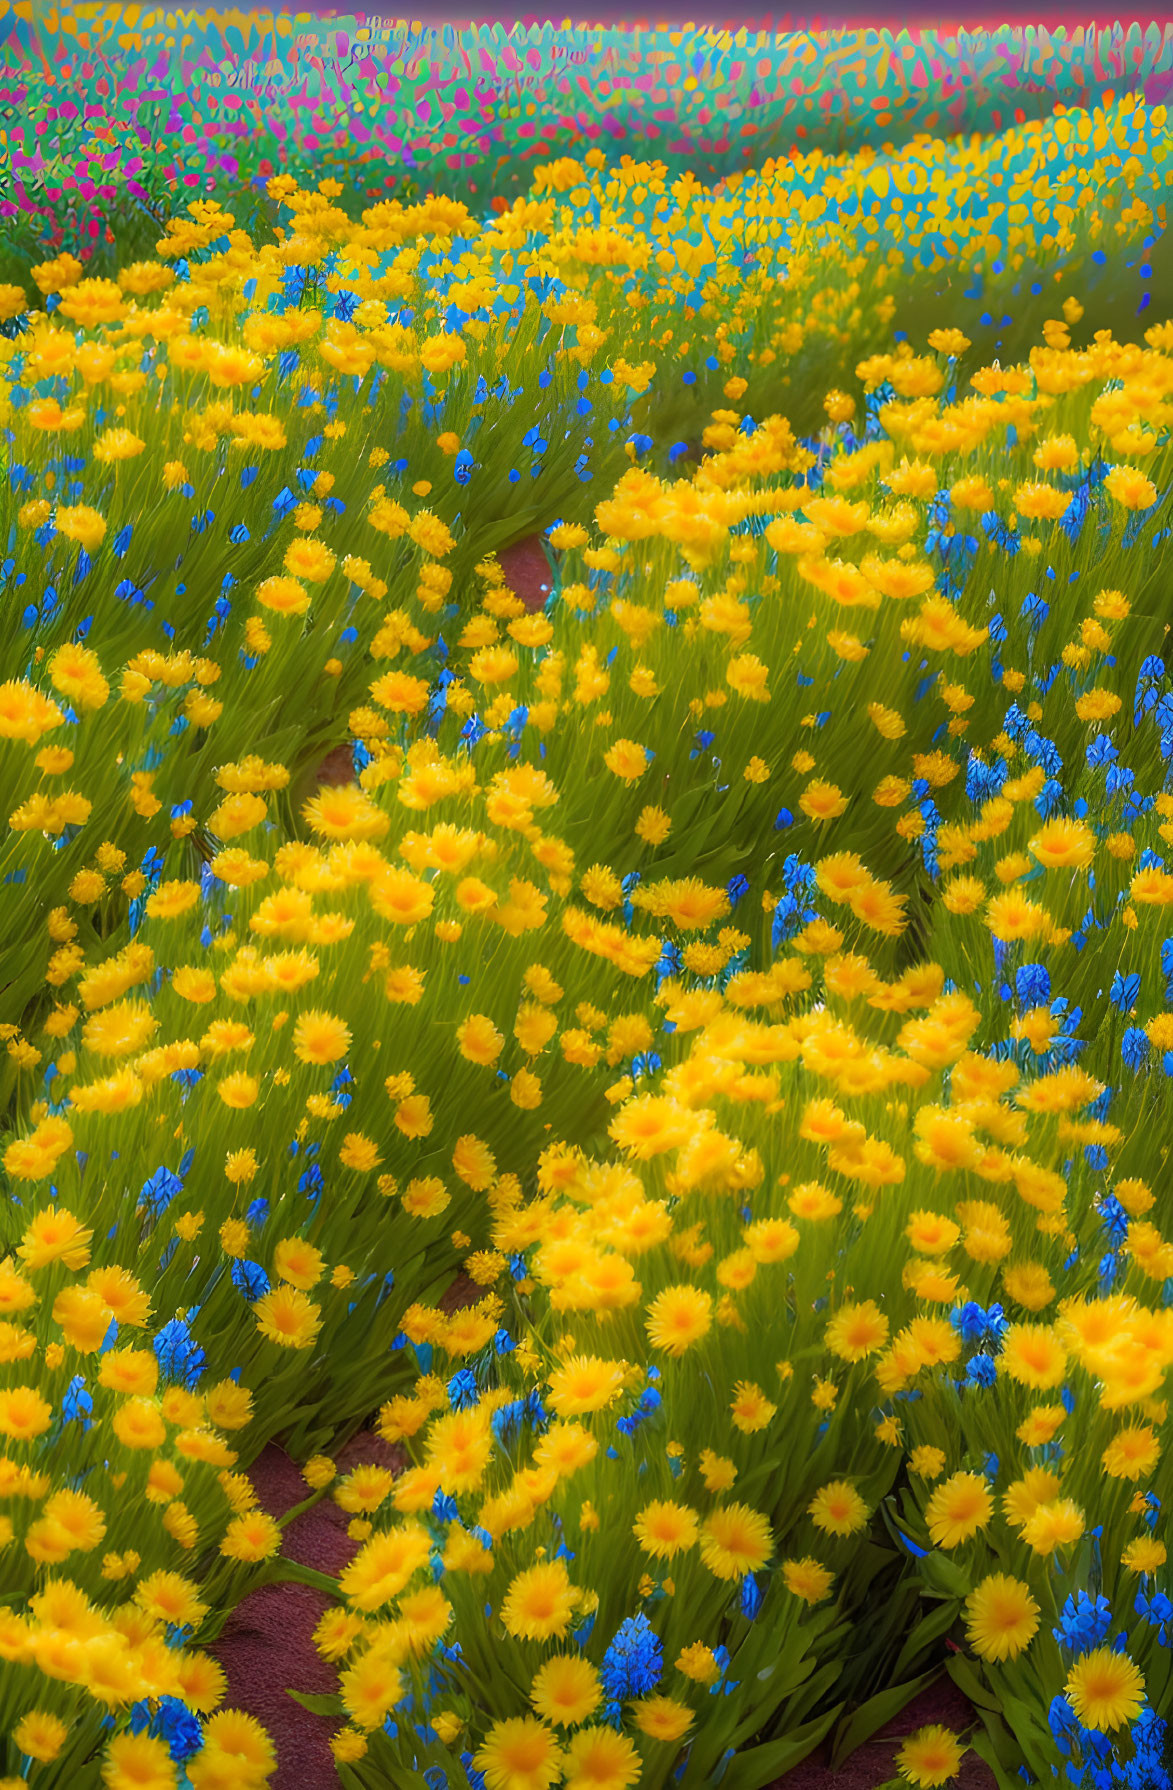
[600,1613,662,1702]
[462,1754,488,1790]
[1110,971,1141,1012]
[1047,1695,1077,1751]
[140,1165,184,1216]
[950,1301,988,1343]
[1015,963,1051,1008]
[740,1575,763,1619]
[230,1259,271,1301]
[154,1698,203,1762]
[616,1386,661,1437]
[1033,777,1064,819]
[447,1370,479,1410]
[1099,1197,1129,1243]
[1135,1589,1173,1641]
[950,1302,1006,1350]
[1122,1709,1172,1790]
[1053,1591,1112,1655]
[62,1375,93,1426]
[974,748,1010,805]
[1122,1027,1150,1072]
[490,1399,526,1445]
[153,1318,207,1389]
[522,1388,548,1433]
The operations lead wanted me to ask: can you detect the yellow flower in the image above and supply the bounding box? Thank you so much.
[807,1480,868,1537]
[908,1445,946,1479]
[256,575,311,616]
[273,1238,324,1291]
[730,1380,776,1433]
[698,1449,737,1493]
[339,1133,381,1172]
[1000,1324,1067,1390]
[13,1711,68,1763]
[225,1149,258,1186]
[218,1072,259,1109]
[475,1718,563,1790]
[965,1575,1039,1662]
[0,1384,52,1440]
[253,1286,322,1350]
[604,739,650,782]
[220,1511,283,1562]
[49,642,109,709]
[339,1522,431,1611]
[924,1472,993,1548]
[1021,1498,1085,1556]
[529,1655,602,1728]
[675,1642,719,1684]
[645,1285,712,1357]
[631,1695,694,1742]
[699,1502,772,1579]
[284,537,336,584]
[825,1300,889,1361]
[895,1725,965,1788]
[1028,817,1095,869]
[456,1014,505,1067]
[1104,466,1156,511]
[547,1356,626,1417]
[799,778,848,821]
[292,1010,352,1065]
[55,504,107,550]
[633,1500,699,1560]
[1065,1647,1145,1732]
[726,652,770,701]
[18,1205,92,1271]
[781,1557,835,1604]
[1074,689,1123,723]
[1102,1426,1160,1481]
[501,1560,578,1642]
[1122,1536,1166,1575]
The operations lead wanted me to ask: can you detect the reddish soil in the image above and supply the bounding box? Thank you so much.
[213,1432,403,1787]
[498,533,554,611]
[316,742,358,787]
[212,1276,483,1787]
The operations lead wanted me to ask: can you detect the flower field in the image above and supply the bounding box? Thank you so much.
[2,16,1173,1790]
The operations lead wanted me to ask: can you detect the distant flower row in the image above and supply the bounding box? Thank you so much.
[2,8,1171,270]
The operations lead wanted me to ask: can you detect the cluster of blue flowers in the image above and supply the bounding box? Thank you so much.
[598,1613,662,1725]
[770,855,820,947]
[949,1302,1007,1394]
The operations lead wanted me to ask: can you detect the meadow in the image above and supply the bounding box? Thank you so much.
[1,21,1173,1790]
